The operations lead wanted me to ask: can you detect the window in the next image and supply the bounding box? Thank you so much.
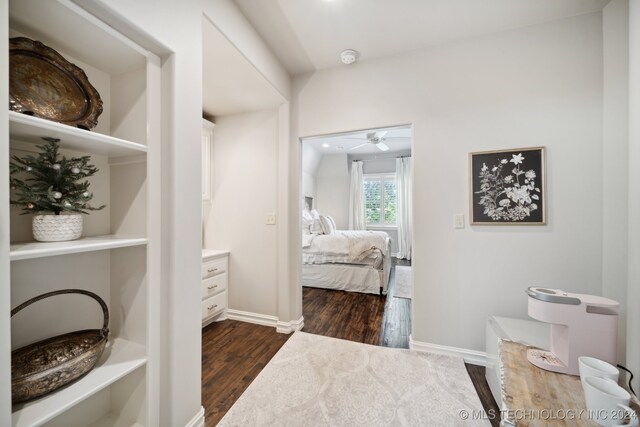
[364,174,397,226]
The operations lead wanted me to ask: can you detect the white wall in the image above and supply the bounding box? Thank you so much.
[77,0,291,425]
[315,154,350,229]
[309,150,413,232]
[292,13,605,352]
[204,108,279,317]
[602,0,629,364]
[627,0,640,394]
[350,150,411,174]
[301,144,321,202]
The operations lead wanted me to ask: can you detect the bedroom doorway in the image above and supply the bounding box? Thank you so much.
[300,125,413,348]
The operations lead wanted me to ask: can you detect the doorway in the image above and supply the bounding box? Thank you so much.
[299,125,413,347]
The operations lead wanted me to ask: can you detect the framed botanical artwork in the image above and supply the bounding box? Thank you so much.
[469,147,546,225]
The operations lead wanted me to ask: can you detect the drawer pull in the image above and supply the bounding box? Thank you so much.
[207,284,218,290]
[207,304,218,311]
[207,268,219,273]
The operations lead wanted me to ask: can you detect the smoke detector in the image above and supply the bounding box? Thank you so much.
[340,49,359,65]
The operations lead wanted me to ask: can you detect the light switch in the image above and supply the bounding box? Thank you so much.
[454,214,465,229]
[266,213,276,225]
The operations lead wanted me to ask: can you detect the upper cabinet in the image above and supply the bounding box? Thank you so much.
[1,1,162,426]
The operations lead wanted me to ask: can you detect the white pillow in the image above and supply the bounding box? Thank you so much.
[327,216,337,231]
[309,209,320,220]
[319,215,336,235]
[302,210,313,233]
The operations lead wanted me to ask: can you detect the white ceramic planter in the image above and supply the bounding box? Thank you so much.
[32,213,83,242]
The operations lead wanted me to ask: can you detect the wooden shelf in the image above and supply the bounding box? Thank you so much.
[10,236,147,261]
[11,338,147,427]
[9,112,147,157]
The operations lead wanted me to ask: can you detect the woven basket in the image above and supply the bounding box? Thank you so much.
[11,289,109,403]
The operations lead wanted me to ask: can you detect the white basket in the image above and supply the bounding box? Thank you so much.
[32,213,83,242]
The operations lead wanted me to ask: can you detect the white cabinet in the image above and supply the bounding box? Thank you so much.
[202,119,215,201]
[1,1,162,426]
[202,249,229,326]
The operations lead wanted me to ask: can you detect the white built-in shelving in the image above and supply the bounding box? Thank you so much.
[1,0,162,426]
[11,339,147,427]
[9,112,147,157]
[10,236,148,261]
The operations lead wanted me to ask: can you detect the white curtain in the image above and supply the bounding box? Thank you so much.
[396,157,412,260]
[349,161,366,230]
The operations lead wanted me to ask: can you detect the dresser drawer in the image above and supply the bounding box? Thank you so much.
[201,257,227,279]
[202,272,227,299]
[202,291,226,320]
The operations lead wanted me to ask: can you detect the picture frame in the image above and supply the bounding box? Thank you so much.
[469,147,546,225]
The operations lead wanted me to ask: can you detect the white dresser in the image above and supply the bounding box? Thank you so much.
[202,249,229,327]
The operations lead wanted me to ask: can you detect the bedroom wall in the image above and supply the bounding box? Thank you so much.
[301,144,321,203]
[602,0,629,364]
[315,154,350,229]
[205,108,280,317]
[349,150,411,174]
[292,12,605,352]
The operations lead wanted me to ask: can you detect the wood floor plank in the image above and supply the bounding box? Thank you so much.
[202,320,290,426]
[466,364,501,427]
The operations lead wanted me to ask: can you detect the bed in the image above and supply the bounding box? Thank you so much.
[301,230,392,295]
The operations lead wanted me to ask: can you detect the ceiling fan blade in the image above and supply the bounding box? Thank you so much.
[383,137,411,141]
[377,131,388,139]
[351,143,369,150]
[344,137,368,140]
[377,142,390,151]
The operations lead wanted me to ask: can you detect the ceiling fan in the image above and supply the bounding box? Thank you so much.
[348,131,390,152]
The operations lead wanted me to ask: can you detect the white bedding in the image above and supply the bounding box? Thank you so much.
[302,263,383,295]
[303,230,389,260]
[302,230,391,294]
[302,250,383,268]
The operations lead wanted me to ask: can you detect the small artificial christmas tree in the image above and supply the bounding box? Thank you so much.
[10,139,106,215]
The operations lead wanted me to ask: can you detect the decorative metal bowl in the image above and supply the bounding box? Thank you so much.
[11,289,109,403]
[9,37,103,130]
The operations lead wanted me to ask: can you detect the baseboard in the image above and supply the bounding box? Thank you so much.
[185,406,205,427]
[409,335,487,366]
[227,310,304,334]
[276,316,304,334]
[227,309,278,327]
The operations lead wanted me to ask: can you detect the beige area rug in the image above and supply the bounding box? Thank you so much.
[393,266,412,299]
[219,332,489,426]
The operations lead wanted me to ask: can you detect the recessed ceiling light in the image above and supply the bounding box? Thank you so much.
[322,143,330,148]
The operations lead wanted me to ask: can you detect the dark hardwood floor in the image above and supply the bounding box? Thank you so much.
[302,257,412,348]
[202,257,499,426]
[202,320,291,425]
